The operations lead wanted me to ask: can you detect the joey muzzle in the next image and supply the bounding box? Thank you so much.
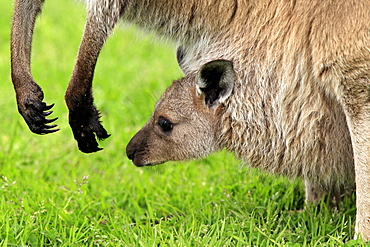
[126,129,152,167]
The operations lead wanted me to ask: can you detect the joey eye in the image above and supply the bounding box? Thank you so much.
[158,116,173,132]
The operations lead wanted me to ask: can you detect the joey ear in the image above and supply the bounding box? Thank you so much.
[196,60,235,107]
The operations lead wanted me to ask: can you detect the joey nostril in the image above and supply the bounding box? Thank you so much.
[126,148,136,160]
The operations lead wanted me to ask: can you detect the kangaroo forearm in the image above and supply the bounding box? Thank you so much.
[11,0,44,86]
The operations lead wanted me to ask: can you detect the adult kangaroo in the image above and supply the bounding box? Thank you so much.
[11,0,370,240]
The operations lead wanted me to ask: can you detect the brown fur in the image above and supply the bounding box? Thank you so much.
[126,0,370,240]
[11,0,370,240]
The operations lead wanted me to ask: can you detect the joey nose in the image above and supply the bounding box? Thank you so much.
[126,127,149,165]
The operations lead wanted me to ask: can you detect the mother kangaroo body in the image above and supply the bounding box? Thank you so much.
[11,0,370,240]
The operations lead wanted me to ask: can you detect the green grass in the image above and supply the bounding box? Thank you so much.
[0,1,364,246]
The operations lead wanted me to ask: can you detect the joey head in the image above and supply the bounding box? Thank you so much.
[126,60,235,167]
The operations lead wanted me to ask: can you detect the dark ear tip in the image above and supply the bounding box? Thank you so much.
[198,60,234,84]
[202,60,233,69]
[199,60,233,80]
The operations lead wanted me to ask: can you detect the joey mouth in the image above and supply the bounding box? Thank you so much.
[132,157,165,167]
[134,161,164,167]
[126,147,165,167]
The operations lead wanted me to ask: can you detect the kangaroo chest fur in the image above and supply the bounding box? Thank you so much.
[219,62,354,187]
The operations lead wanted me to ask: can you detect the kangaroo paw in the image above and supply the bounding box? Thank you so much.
[18,96,59,135]
[69,106,110,153]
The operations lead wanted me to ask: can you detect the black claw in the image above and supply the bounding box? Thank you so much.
[44,124,58,129]
[41,128,60,134]
[44,103,55,111]
[45,117,58,124]
[77,136,104,153]
[98,134,111,141]
[43,111,53,117]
